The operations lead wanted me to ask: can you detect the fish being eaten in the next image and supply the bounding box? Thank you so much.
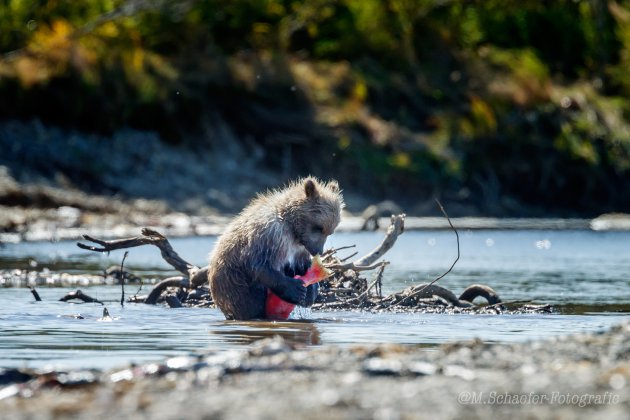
[265,255,331,319]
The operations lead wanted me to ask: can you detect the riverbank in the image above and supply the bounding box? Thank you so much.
[1,322,628,419]
[4,2,630,220]
[2,197,630,244]
[2,117,630,245]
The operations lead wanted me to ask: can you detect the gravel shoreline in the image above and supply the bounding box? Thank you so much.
[1,322,628,419]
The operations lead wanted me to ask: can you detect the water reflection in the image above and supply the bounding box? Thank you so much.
[211,320,322,346]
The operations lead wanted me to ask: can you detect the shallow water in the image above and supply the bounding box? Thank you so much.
[1,229,629,370]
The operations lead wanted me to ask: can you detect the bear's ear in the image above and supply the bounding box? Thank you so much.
[304,178,319,199]
[328,180,340,193]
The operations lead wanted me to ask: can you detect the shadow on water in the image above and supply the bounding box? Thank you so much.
[555,303,630,315]
[211,320,322,346]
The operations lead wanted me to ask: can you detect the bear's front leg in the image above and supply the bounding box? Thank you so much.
[254,265,307,306]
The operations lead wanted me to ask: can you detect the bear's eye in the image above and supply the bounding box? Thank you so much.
[312,224,324,234]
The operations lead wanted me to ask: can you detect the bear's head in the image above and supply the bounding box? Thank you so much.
[285,177,343,256]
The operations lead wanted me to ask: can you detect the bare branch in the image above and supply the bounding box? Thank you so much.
[339,251,358,263]
[399,200,459,305]
[429,200,460,284]
[353,214,405,267]
[350,264,386,305]
[326,261,389,272]
[78,228,210,305]
[322,245,356,261]
[325,214,404,274]
[120,251,128,307]
[29,286,42,302]
[78,228,199,278]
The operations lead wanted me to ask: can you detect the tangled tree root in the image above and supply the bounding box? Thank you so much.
[71,215,552,315]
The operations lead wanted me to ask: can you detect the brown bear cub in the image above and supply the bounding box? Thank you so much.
[208,177,344,320]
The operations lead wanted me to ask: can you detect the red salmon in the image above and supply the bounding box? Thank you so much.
[265,255,331,319]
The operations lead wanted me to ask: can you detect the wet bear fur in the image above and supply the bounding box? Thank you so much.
[208,177,343,320]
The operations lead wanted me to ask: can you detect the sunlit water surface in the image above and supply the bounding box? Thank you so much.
[1,229,629,370]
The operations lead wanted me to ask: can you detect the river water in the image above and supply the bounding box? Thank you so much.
[1,229,629,370]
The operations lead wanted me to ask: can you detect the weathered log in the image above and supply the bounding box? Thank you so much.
[59,290,104,305]
[189,266,209,288]
[388,283,465,307]
[459,284,502,305]
[165,295,183,308]
[144,276,188,305]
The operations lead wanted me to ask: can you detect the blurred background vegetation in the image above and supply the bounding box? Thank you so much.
[2,0,630,216]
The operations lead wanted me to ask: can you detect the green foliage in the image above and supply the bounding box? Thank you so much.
[607,1,630,94]
[445,0,615,75]
[2,0,630,214]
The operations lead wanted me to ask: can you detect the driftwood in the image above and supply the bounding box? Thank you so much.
[78,228,206,287]
[77,228,209,306]
[380,283,502,308]
[165,295,183,308]
[75,215,407,308]
[354,213,404,266]
[347,264,386,306]
[72,211,529,313]
[59,289,104,305]
[360,200,403,231]
[315,210,512,313]
[459,284,502,305]
[189,266,209,289]
[119,251,128,307]
[327,214,405,271]
[144,276,188,305]
[29,286,42,302]
[75,214,404,308]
